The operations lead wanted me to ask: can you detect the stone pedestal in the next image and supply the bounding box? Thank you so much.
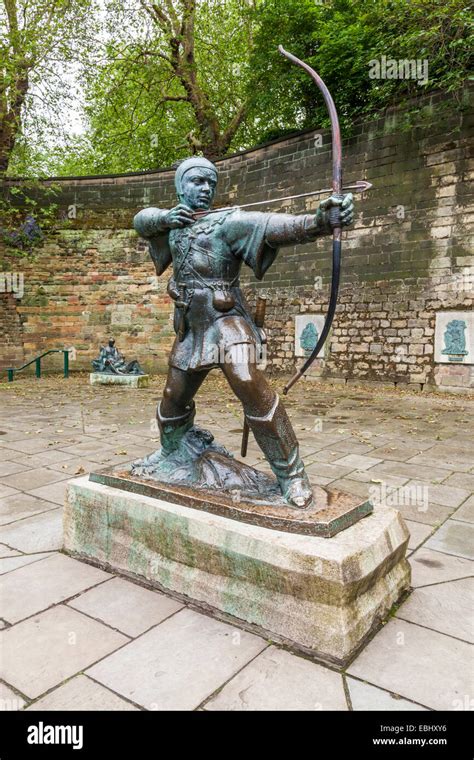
[89,373,149,388]
[64,476,410,667]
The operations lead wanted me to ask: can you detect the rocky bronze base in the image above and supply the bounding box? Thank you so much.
[64,476,410,666]
[95,426,372,537]
[90,465,372,537]
[89,372,149,388]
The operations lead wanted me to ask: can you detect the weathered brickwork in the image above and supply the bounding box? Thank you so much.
[0,292,24,368]
[0,232,173,374]
[1,86,472,388]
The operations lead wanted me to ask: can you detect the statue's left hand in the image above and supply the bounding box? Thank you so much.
[317,192,354,230]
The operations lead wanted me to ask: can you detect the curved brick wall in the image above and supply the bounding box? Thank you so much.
[0,86,472,389]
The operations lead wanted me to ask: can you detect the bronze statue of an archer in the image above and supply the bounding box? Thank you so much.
[133,156,353,509]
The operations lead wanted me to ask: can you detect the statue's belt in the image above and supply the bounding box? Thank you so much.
[176,276,240,291]
[173,274,242,334]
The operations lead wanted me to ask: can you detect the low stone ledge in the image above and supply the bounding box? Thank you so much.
[89,373,149,388]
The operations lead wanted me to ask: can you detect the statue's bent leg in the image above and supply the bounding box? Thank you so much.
[221,359,313,509]
[158,367,208,455]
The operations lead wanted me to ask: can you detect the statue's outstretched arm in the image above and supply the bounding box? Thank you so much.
[133,208,170,237]
[264,212,330,247]
[264,194,354,247]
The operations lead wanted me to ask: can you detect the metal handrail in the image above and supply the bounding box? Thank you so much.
[6,349,70,382]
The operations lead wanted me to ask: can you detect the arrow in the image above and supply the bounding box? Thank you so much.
[192,180,372,219]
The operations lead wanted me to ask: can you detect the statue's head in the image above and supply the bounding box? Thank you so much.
[174,157,218,210]
[108,338,115,347]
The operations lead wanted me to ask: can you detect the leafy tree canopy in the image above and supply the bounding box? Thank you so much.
[4,0,472,177]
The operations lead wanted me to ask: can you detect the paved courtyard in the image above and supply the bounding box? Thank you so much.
[0,373,472,711]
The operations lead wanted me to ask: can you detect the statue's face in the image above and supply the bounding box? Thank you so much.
[109,340,115,347]
[180,168,217,210]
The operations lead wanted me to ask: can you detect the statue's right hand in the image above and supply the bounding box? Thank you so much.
[163,204,195,229]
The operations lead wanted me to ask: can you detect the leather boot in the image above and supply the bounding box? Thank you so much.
[157,402,196,456]
[245,395,313,508]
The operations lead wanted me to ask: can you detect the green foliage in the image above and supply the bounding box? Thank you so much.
[250,0,473,141]
[0,181,61,256]
[1,0,98,177]
[5,0,472,176]
[57,0,260,174]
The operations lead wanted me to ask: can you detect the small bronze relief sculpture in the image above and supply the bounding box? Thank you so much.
[92,338,144,376]
[441,319,468,362]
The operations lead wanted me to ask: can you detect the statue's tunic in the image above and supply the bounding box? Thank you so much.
[134,207,320,372]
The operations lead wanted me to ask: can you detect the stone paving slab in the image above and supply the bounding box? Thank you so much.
[87,608,267,710]
[86,447,154,467]
[369,460,450,484]
[298,461,355,481]
[0,437,58,455]
[26,675,139,711]
[0,553,110,624]
[68,577,184,637]
[0,682,26,711]
[306,448,354,464]
[0,462,30,478]
[443,473,474,492]
[331,454,383,471]
[0,449,27,462]
[409,547,474,587]
[0,430,40,442]
[323,477,373,499]
[0,485,19,500]
[10,450,77,467]
[425,519,474,560]
[27,480,70,506]
[0,543,21,558]
[406,453,472,473]
[368,445,429,462]
[0,492,59,526]
[382,499,455,528]
[0,375,472,712]
[347,469,409,489]
[0,509,63,553]
[396,578,473,643]
[414,443,473,465]
[56,441,118,457]
[454,498,474,524]
[346,678,427,711]
[324,440,376,455]
[405,520,434,552]
[404,480,470,509]
[347,618,474,711]
[0,467,71,492]
[46,458,105,476]
[0,552,52,576]
[204,646,347,711]
[0,605,128,700]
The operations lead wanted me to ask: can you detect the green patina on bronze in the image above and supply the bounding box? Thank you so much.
[90,465,372,538]
[130,151,355,512]
[442,319,468,361]
[91,337,144,375]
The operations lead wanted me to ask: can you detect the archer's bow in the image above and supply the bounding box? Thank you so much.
[279,45,343,395]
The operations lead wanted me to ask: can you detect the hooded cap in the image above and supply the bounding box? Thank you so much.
[174,157,218,198]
